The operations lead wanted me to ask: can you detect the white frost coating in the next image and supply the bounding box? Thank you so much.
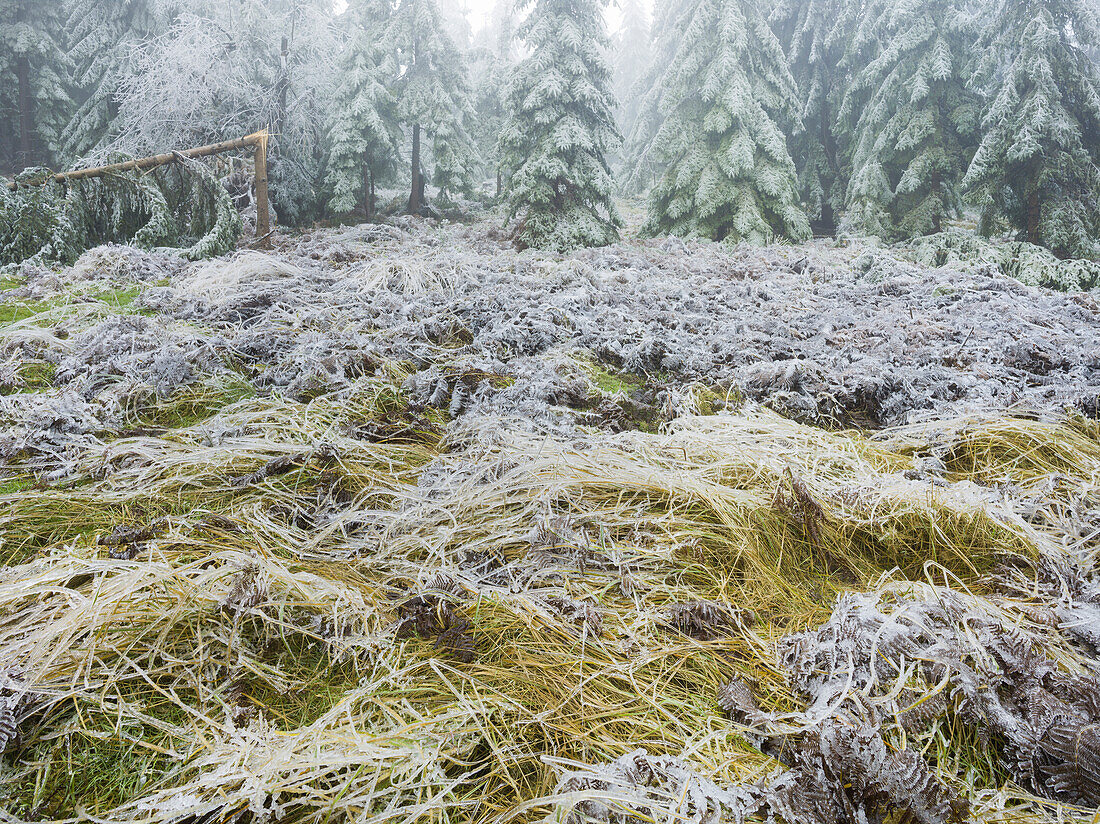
[3,218,1100,480]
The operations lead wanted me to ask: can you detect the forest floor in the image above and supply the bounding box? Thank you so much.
[1,215,1100,823]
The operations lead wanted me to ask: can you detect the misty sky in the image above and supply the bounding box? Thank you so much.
[334,1,653,34]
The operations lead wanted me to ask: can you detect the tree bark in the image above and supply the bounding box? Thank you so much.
[363,162,374,220]
[16,55,33,167]
[931,169,942,234]
[1027,186,1041,245]
[409,123,421,214]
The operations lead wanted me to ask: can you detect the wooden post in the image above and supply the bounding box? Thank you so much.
[254,130,271,245]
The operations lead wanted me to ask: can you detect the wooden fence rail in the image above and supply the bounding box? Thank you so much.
[5,130,271,240]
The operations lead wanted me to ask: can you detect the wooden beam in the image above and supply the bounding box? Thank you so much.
[6,132,269,189]
[4,130,272,240]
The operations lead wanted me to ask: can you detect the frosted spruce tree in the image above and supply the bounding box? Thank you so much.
[640,0,811,243]
[499,0,622,250]
[0,0,71,170]
[769,0,856,233]
[388,0,479,212]
[622,0,691,194]
[62,0,176,160]
[963,0,1100,257]
[839,0,980,238]
[611,0,652,139]
[325,0,401,217]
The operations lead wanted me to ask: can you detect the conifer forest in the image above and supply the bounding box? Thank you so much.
[3,0,1100,822]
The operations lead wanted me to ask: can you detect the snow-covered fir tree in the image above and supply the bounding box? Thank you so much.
[963,0,1100,257]
[469,48,510,198]
[611,0,652,139]
[839,0,980,238]
[388,0,479,211]
[0,0,71,170]
[621,0,688,195]
[487,0,520,62]
[499,0,622,250]
[639,0,811,243]
[325,0,401,217]
[62,0,177,160]
[769,0,855,233]
[442,2,473,53]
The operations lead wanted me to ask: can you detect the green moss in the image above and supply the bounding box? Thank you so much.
[588,364,644,396]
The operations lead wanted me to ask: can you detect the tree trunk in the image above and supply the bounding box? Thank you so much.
[931,170,942,234]
[1027,186,1041,245]
[278,36,290,132]
[363,163,375,220]
[496,169,502,199]
[16,55,33,167]
[363,162,372,219]
[409,123,421,214]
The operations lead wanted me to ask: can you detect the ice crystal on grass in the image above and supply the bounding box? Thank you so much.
[3,217,1100,823]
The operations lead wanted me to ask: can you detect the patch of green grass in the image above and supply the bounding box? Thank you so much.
[0,276,24,292]
[133,378,256,430]
[0,475,34,495]
[1,361,56,395]
[90,286,157,316]
[4,687,192,820]
[6,726,172,819]
[94,285,140,309]
[244,643,360,729]
[0,299,49,326]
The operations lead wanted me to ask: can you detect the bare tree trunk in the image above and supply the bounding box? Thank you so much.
[16,55,33,167]
[1027,186,1041,246]
[931,169,942,234]
[496,168,502,199]
[278,36,290,131]
[409,123,421,214]
[363,162,374,220]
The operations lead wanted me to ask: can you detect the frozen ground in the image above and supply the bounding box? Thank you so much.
[1,218,1099,823]
[3,219,1099,477]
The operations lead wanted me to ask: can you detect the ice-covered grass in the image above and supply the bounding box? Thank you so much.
[1,217,1099,823]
